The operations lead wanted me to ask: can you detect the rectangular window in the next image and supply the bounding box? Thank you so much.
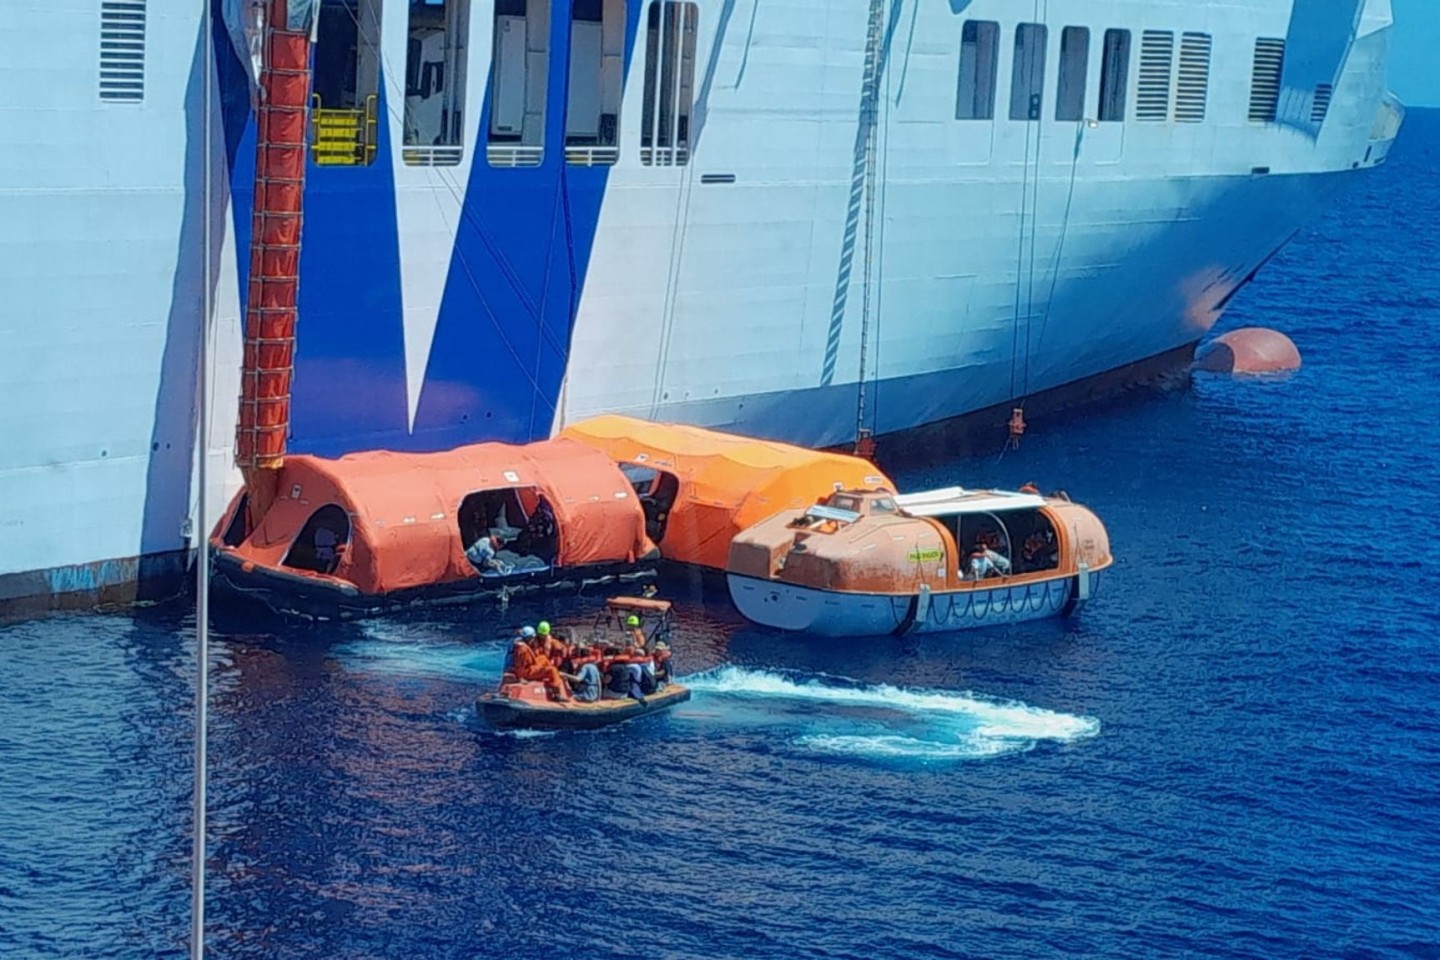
[1098,29,1130,122]
[641,1,699,166]
[1055,26,1089,121]
[1135,30,1173,122]
[566,0,625,165]
[485,0,547,167]
[955,20,1000,120]
[405,0,472,166]
[1249,38,1286,122]
[1009,23,1048,121]
[1174,32,1212,123]
[311,0,383,167]
[99,0,147,102]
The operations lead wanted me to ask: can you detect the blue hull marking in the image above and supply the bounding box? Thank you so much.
[417,0,643,446]
[215,0,640,458]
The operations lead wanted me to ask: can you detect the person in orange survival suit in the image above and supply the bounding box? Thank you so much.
[509,626,571,702]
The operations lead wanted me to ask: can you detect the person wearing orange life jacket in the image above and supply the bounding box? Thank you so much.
[509,626,571,702]
[537,621,568,664]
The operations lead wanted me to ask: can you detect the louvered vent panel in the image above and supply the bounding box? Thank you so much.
[1136,31,1173,121]
[1249,38,1285,122]
[99,0,147,102]
[1311,83,1333,123]
[1175,32,1211,122]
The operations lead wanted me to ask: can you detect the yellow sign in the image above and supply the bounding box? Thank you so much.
[908,547,943,563]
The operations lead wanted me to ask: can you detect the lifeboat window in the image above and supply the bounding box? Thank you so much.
[1097,28,1131,122]
[220,494,250,547]
[282,504,351,575]
[458,487,558,575]
[311,0,384,167]
[828,494,863,514]
[955,20,1000,120]
[620,463,679,544]
[1055,26,1088,122]
[403,0,473,167]
[565,0,625,165]
[869,497,898,515]
[1009,23,1047,121]
[640,1,699,166]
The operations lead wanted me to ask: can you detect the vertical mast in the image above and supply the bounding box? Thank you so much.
[191,1,213,956]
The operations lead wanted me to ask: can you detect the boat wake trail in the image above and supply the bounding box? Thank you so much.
[331,637,506,682]
[685,666,1100,762]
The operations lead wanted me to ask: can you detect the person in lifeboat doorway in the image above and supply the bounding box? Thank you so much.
[967,530,1013,580]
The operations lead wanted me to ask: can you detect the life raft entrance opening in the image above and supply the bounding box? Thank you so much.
[457,487,558,573]
[619,463,679,544]
[282,504,351,575]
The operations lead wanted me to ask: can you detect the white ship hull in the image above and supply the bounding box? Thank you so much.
[0,0,1404,607]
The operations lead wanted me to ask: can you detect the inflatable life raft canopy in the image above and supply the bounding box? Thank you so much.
[211,438,655,596]
[559,415,895,570]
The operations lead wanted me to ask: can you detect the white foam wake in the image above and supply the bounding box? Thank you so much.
[686,666,1100,761]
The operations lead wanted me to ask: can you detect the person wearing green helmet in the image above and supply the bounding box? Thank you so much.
[625,614,646,650]
[536,619,567,663]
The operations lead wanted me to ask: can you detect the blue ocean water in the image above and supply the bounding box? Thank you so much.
[3,114,1440,959]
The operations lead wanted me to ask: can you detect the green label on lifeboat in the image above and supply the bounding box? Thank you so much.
[908,547,944,563]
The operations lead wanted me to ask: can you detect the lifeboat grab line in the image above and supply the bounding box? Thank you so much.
[236,0,314,530]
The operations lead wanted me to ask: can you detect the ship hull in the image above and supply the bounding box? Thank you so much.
[0,0,1403,610]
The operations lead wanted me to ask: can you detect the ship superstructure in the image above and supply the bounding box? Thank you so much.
[0,0,1404,607]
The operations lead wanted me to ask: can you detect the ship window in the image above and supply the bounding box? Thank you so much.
[404,0,472,167]
[486,0,550,167]
[1311,83,1333,123]
[1055,26,1089,121]
[283,505,351,575]
[1136,30,1173,121]
[1097,28,1130,121]
[1174,32,1212,123]
[458,488,558,572]
[565,0,625,165]
[1009,23,1047,121]
[99,1,147,102]
[311,0,383,167]
[955,20,1000,120]
[1249,38,1286,122]
[640,1,700,166]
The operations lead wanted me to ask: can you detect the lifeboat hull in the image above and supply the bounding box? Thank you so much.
[478,684,691,730]
[212,549,655,621]
[726,572,1100,637]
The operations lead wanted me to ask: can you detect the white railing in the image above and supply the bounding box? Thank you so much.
[564,146,620,167]
[485,145,545,168]
[403,146,464,167]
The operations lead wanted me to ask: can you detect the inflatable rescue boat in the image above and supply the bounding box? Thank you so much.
[726,487,1112,636]
[211,439,658,619]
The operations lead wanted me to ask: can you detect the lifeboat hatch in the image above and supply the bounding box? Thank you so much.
[220,494,250,547]
[282,504,351,575]
[939,507,1061,579]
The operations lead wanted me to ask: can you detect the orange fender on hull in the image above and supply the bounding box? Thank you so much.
[1193,328,1302,375]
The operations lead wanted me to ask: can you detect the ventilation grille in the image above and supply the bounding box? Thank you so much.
[1249,38,1285,122]
[1175,32,1211,122]
[1311,83,1333,123]
[1136,31,1173,121]
[99,0,147,102]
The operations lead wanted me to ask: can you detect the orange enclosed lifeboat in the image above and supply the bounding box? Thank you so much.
[210,438,658,620]
[726,487,1112,636]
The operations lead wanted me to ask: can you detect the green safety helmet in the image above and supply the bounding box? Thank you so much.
[626,615,641,627]
[537,621,551,636]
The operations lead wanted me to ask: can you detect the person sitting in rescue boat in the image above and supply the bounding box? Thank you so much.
[625,614,647,650]
[509,626,571,702]
[968,541,1012,580]
[651,641,673,689]
[601,645,647,702]
[537,621,568,664]
[466,533,512,576]
[561,644,603,703]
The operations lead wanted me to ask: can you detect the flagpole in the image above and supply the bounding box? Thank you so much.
[191,0,213,957]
